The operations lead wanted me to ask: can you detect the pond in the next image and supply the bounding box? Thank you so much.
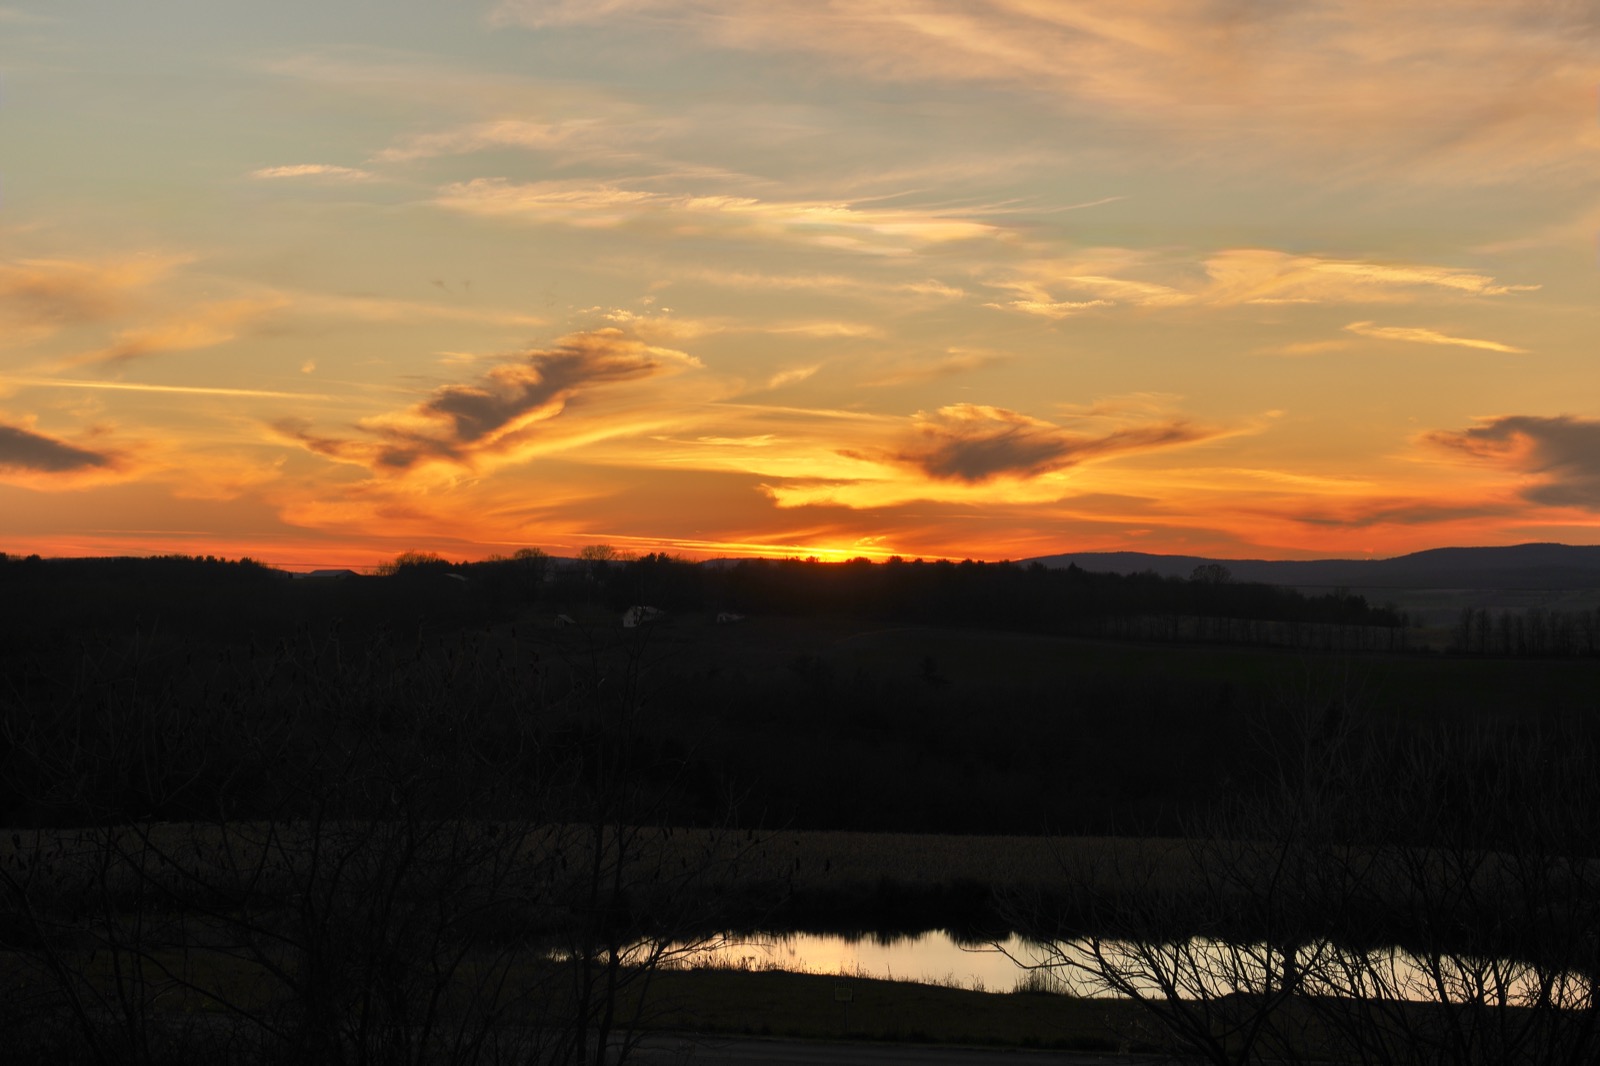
[685,930,1056,994]
[676,930,1596,1006]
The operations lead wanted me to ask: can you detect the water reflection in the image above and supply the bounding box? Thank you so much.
[676,931,1595,1006]
[683,931,1079,994]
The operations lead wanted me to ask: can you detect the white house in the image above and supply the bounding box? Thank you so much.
[621,605,666,628]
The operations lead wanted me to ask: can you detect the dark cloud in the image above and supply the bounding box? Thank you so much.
[278,328,697,472]
[1428,415,1600,508]
[869,404,1212,483]
[270,418,368,463]
[1290,500,1505,528]
[0,422,117,474]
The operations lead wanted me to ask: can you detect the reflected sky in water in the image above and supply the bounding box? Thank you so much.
[687,931,1070,994]
[678,930,1594,1006]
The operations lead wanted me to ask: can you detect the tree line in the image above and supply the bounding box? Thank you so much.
[1450,604,1600,657]
[0,550,1410,653]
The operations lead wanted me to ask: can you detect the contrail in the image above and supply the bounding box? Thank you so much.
[5,377,335,400]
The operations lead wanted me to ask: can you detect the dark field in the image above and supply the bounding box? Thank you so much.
[4,554,1600,1064]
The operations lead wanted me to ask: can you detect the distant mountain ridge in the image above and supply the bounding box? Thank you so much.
[1024,543,1600,590]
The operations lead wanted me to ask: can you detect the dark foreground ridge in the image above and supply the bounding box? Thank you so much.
[4,549,1600,1064]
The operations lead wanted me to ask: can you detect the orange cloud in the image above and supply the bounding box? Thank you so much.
[251,163,374,181]
[861,348,1011,387]
[495,1,1600,185]
[674,266,967,302]
[435,178,997,253]
[291,292,546,330]
[0,255,186,343]
[1343,321,1526,354]
[1428,415,1600,509]
[4,377,333,401]
[989,249,1536,318]
[374,119,589,162]
[274,327,702,473]
[876,403,1214,483]
[62,297,288,367]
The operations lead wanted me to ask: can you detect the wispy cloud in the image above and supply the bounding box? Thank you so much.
[493,1,1600,186]
[1256,339,1354,358]
[672,266,965,300]
[763,365,821,390]
[989,298,1111,320]
[1287,498,1508,530]
[435,178,997,254]
[0,255,186,341]
[1201,252,1537,305]
[582,307,882,346]
[292,292,546,330]
[374,119,592,162]
[7,378,335,401]
[251,164,375,181]
[989,249,1536,319]
[861,348,1011,387]
[62,297,288,367]
[1344,321,1526,354]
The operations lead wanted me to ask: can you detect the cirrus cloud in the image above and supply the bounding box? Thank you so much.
[374,119,592,163]
[250,163,375,181]
[988,249,1537,319]
[493,0,1600,186]
[0,255,187,342]
[1343,321,1526,354]
[435,178,997,254]
[62,297,290,367]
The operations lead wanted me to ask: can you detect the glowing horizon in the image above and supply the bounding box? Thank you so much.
[5,3,1600,570]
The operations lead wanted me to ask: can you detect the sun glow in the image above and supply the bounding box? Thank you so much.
[3,3,1597,564]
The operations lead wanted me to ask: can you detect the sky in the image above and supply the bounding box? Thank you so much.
[3,1,1600,569]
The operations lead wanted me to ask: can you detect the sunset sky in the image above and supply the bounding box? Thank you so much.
[4,2,1600,569]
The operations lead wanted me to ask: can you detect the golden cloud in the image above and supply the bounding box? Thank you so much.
[435,178,997,253]
[671,266,968,302]
[374,119,587,162]
[494,0,1600,185]
[0,255,187,341]
[250,163,374,181]
[63,297,289,367]
[1343,321,1526,354]
[861,348,1012,387]
[990,249,1536,318]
